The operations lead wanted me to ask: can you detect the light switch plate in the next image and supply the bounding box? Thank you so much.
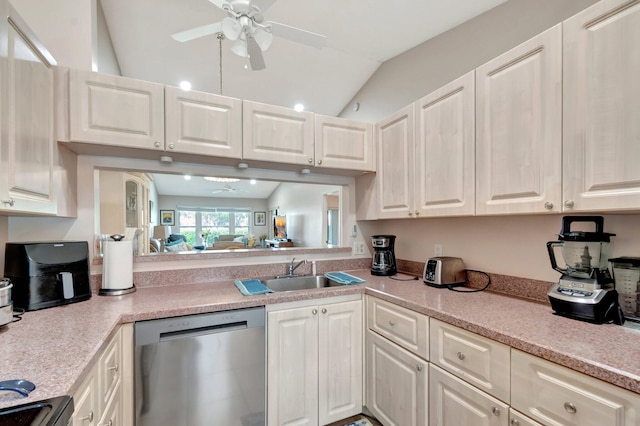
[353,241,365,255]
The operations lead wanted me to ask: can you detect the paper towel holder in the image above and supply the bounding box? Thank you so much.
[99,235,136,296]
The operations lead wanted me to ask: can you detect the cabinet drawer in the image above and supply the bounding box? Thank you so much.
[366,296,428,359]
[430,318,510,402]
[509,408,543,426]
[430,364,509,426]
[511,349,640,426]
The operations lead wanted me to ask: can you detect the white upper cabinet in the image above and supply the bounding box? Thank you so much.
[242,100,314,165]
[415,71,475,217]
[0,1,56,215]
[68,69,165,150]
[562,0,640,212]
[314,114,374,171]
[476,24,562,215]
[376,104,415,218]
[164,86,242,158]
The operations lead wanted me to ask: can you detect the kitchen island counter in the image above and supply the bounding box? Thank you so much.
[1,270,638,410]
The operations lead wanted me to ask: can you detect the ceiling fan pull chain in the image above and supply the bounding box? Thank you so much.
[217,32,224,95]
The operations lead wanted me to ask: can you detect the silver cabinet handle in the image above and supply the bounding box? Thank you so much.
[107,363,119,373]
[154,141,161,148]
[99,421,113,426]
[414,210,419,216]
[564,402,577,414]
[416,364,423,371]
[2,198,15,207]
[317,159,323,165]
[408,211,413,216]
[388,320,395,326]
[491,407,501,416]
[321,308,327,314]
[456,351,465,360]
[312,309,318,315]
[544,202,554,210]
[564,200,574,208]
[80,410,94,422]
[308,158,313,164]
[168,143,175,150]
[510,419,520,426]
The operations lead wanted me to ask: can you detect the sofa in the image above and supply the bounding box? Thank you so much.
[209,235,256,250]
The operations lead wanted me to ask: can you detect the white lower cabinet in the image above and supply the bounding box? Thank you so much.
[71,324,133,426]
[511,349,640,426]
[366,329,428,426]
[267,297,363,426]
[430,364,508,426]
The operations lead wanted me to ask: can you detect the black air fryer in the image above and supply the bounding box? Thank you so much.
[5,241,91,311]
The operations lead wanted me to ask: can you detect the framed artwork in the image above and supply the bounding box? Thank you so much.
[254,211,266,226]
[160,209,175,226]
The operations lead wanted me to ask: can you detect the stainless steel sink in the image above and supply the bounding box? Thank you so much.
[262,275,339,292]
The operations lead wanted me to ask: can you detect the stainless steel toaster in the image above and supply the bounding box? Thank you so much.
[423,257,466,288]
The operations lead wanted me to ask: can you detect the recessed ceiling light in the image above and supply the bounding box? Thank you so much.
[204,177,240,183]
[184,175,191,180]
[179,81,192,91]
[294,103,304,112]
[250,179,257,185]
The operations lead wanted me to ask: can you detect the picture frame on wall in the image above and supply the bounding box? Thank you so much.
[254,211,266,226]
[160,209,175,226]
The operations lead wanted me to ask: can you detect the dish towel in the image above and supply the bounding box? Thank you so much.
[325,272,366,285]
[234,279,274,296]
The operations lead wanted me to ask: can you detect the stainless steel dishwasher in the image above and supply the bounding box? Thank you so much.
[134,307,265,426]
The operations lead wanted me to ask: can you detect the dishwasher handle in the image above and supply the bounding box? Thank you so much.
[159,321,247,342]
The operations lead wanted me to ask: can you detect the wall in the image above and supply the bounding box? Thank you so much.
[339,0,599,122]
[268,182,341,247]
[96,0,121,75]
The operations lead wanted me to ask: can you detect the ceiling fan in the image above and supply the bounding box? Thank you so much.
[171,0,326,71]
[212,184,250,194]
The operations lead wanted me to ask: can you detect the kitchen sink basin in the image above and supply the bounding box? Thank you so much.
[262,275,340,292]
[0,395,73,426]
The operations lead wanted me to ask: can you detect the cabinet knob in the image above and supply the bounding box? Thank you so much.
[317,159,323,165]
[414,210,419,216]
[564,200,574,209]
[416,364,423,371]
[154,141,161,148]
[1,198,15,207]
[99,421,113,426]
[108,363,119,373]
[312,309,318,315]
[168,143,175,150]
[544,202,554,210]
[491,407,501,416]
[308,158,313,164]
[510,420,520,426]
[80,411,94,422]
[456,351,465,360]
[321,308,327,314]
[408,211,413,216]
[564,402,577,414]
[388,320,395,326]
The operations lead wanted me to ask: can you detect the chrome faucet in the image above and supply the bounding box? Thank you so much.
[287,257,307,276]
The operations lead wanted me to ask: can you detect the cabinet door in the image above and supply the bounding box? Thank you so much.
[98,328,122,415]
[430,365,509,426]
[243,100,314,165]
[563,0,640,211]
[267,306,318,426]
[69,70,165,150]
[511,349,640,426]
[71,370,98,426]
[314,114,374,171]
[318,300,363,425]
[415,71,475,217]
[376,105,414,219]
[476,25,562,215]
[366,330,428,426]
[0,8,56,214]
[165,86,242,158]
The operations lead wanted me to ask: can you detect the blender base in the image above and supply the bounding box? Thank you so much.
[549,288,624,324]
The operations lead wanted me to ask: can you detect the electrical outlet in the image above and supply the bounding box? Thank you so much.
[434,244,443,257]
[353,241,365,255]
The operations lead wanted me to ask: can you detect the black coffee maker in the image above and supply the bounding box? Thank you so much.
[371,235,397,276]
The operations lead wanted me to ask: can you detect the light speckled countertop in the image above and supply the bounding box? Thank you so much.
[1,270,639,410]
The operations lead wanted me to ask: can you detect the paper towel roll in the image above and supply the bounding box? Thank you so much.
[102,240,134,290]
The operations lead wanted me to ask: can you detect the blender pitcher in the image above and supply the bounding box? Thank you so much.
[547,216,615,279]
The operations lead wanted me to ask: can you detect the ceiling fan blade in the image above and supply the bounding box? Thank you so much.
[171,22,224,42]
[254,0,277,13]
[247,36,266,70]
[207,0,231,11]
[267,21,326,49]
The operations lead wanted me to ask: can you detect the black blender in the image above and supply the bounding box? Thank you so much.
[371,235,397,276]
[547,216,624,324]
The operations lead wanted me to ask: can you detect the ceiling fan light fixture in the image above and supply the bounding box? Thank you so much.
[231,39,248,57]
[253,27,273,50]
[222,16,242,40]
